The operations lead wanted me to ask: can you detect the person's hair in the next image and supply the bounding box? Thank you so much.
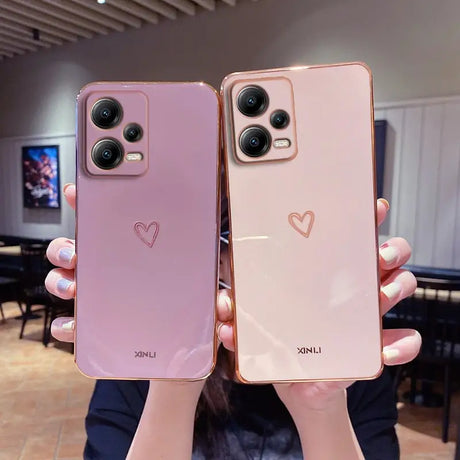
[194,347,234,455]
[193,193,233,451]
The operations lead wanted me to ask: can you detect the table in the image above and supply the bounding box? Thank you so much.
[0,246,21,256]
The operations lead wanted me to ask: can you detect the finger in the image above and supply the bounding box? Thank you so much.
[63,183,76,210]
[379,237,412,273]
[376,198,390,227]
[217,289,233,323]
[380,269,417,316]
[382,328,421,365]
[46,237,76,269]
[51,317,75,343]
[45,268,75,300]
[217,322,235,352]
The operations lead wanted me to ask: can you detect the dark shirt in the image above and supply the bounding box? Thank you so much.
[84,368,399,459]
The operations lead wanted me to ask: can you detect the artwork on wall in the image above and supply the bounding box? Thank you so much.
[22,145,61,209]
[374,120,387,199]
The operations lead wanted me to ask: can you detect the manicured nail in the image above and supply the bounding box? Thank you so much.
[378,198,390,211]
[62,320,75,331]
[383,347,399,363]
[58,247,74,264]
[381,281,402,301]
[379,245,399,264]
[57,278,73,293]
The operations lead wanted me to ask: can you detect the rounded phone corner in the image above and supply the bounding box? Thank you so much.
[220,71,244,95]
[234,366,257,385]
[76,81,101,102]
[192,362,217,381]
[359,357,385,381]
[74,358,100,380]
[349,61,373,80]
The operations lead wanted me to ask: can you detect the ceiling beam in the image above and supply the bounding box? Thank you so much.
[0,6,78,42]
[0,35,38,52]
[1,1,93,39]
[221,0,236,5]
[70,0,143,29]
[0,27,51,48]
[0,49,14,58]
[160,0,196,15]
[11,0,109,35]
[0,41,26,55]
[109,0,160,23]
[0,18,64,45]
[131,0,177,20]
[42,0,126,33]
[190,0,215,11]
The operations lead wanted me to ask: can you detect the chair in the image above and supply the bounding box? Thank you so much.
[18,243,52,340]
[385,276,460,442]
[0,276,23,321]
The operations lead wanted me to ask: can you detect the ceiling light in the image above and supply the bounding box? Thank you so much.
[97,0,106,4]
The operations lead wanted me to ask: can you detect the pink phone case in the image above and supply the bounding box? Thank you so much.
[75,82,220,380]
[222,63,383,383]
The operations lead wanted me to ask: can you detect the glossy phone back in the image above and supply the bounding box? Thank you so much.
[222,63,382,383]
[76,82,220,380]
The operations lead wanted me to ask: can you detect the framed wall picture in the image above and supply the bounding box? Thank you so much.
[374,120,387,199]
[22,145,61,209]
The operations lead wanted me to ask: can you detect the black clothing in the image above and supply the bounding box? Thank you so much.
[84,368,399,459]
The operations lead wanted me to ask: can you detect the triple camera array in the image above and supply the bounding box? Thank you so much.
[91,98,142,170]
[236,85,290,157]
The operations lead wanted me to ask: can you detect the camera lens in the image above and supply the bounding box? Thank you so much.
[270,110,290,129]
[91,139,124,169]
[123,123,143,142]
[237,86,268,117]
[239,126,271,157]
[91,98,122,129]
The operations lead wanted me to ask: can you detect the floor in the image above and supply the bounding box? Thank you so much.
[0,301,458,460]
[0,302,94,460]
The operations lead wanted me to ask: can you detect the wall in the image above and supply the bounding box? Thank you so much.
[0,0,459,137]
[0,0,459,265]
[375,97,460,269]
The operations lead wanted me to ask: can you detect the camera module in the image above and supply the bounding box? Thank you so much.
[91,138,124,170]
[91,98,122,129]
[123,123,143,142]
[270,110,290,129]
[239,126,271,157]
[237,86,268,117]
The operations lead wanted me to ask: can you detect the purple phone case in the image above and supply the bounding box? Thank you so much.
[75,82,220,380]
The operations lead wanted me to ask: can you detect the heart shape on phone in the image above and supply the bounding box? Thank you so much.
[288,211,315,238]
[134,221,160,248]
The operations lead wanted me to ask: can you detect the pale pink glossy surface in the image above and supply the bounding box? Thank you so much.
[76,82,219,379]
[222,63,382,383]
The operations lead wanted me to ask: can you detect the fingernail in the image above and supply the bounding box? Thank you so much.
[62,320,75,331]
[51,317,75,332]
[379,245,399,264]
[63,183,73,193]
[58,247,74,264]
[383,347,399,364]
[57,278,73,293]
[378,198,390,211]
[381,281,402,301]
